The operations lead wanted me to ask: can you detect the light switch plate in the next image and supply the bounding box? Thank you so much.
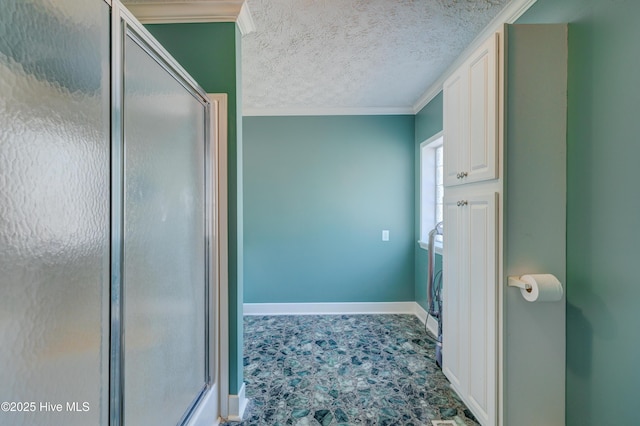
[382,230,389,241]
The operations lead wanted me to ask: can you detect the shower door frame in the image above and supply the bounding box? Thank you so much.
[109,1,221,425]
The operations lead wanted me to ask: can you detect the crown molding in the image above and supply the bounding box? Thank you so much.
[243,106,415,117]
[237,2,256,35]
[123,1,255,35]
[412,0,538,113]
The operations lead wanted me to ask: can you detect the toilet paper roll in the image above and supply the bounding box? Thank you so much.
[520,274,563,302]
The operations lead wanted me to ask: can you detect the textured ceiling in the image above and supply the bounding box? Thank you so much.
[123,0,511,114]
[243,0,509,113]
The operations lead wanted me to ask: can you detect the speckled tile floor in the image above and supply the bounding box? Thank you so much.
[223,314,479,426]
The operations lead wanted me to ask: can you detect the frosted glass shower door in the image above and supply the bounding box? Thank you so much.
[122,30,209,425]
[0,1,111,425]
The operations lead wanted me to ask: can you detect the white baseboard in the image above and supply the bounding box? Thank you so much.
[243,301,417,316]
[414,302,439,336]
[185,387,219,426]
[243,302,440,336]
[227,383,248,422]
[414,302,428,324]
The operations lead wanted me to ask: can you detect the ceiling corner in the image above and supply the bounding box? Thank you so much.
[411,0,538,114]
[123,1,246,24]
[237,2,255,35]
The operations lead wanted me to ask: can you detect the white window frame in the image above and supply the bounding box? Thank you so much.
[419,131,444,254]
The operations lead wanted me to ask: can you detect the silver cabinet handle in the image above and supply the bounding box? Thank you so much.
[456,172,468,179]
[456,200,468,207]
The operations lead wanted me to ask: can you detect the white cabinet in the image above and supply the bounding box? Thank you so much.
[442,31,500,426]
[443,191,497,426]
[442,25,567,426]
[444,33,498,187]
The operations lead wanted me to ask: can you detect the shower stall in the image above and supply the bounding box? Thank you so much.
[0,1,219,425]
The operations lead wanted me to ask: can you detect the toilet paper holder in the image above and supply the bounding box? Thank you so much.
[507,276,533,293]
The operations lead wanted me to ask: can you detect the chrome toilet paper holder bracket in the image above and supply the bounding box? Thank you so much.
[507,276,533,293]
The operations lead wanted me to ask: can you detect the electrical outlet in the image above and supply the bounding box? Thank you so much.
[382,230,389,241]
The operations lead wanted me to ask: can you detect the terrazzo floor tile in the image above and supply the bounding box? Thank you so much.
[222,314,479,426]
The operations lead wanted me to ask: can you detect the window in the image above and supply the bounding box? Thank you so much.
[434,144,444,227]
[419,132,444,251]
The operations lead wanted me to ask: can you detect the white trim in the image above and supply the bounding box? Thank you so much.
[414,302,439,337]
[411,0,537,114]
[124,0,255,35]
[184,389,220,426]
[418,240,443,255]
[124,1,242,23]
[184,93,223,426]
[242,106,415,117]
[227,383,249,422]
[419,131,444,245]
[414,301,428,324]
[244,302,417,316]
[237,2,256,35]
[243,302,439,335]
[208,93,230,420]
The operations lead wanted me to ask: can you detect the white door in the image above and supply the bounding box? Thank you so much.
[465,193,497,426]
[443,192,497,426]
[442,194,468,392]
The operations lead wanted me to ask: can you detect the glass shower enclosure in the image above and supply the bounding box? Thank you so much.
[0,1,217,425]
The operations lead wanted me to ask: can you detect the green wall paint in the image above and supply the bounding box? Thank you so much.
[145,22,245,394]
[243,115,415,303]
[504,24,568,424]
[414,92,444,312]
[415,92,443,143]
[517,1,640,423]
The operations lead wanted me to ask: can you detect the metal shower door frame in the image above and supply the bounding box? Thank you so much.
[108,2,215,425]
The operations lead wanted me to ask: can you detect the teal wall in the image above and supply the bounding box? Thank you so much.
[146,22,245,394]
[415,92,443,143]
[414,92,444,311]
[517,1,640,424]
[243,115,415,303]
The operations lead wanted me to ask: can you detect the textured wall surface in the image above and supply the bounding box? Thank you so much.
[243,115,415,304]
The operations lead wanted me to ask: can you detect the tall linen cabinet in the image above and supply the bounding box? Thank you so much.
[442,24,568,426]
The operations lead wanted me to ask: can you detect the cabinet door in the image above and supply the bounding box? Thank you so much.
[466,193,497,426]
[443,192,497,426]
[442,195,468,393]
[443,33,499,187]
[443,67,468,187]
[467,33,499,184]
